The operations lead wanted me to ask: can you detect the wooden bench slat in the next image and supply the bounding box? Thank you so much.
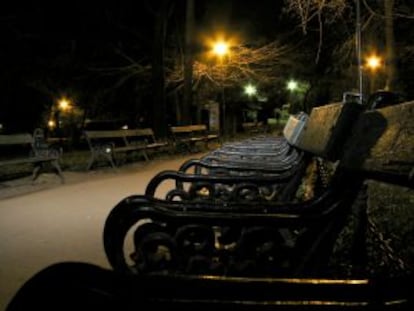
[295,102,364,160]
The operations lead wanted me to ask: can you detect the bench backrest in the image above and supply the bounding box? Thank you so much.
[0,133,33,146]
[0,133,50,160]
[242,121,264,129]
[83,128,165,153]
[170,124,207,134]
[289,100,413,185]
[83,130,126,140]
[340,100,414,186]
[287,102,364,161]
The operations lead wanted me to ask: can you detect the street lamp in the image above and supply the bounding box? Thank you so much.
[212,41,229,58]
[50,96,74,139]
[366,54,381,71]
[286,79,304,112]
[58,98,71,112]
[211,39,231,136]
[244,84,257,97]
[365,54,382,93]
[287,80,298,92]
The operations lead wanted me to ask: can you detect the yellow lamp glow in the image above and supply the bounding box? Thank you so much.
[366,55,381,71]
[48,120,56,129]
[212,41,229,56]
[58,98,71,111]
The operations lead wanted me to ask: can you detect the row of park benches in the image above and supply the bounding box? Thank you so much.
[0,124,220,182]
[83,124,220,169]
[6,100,414,310]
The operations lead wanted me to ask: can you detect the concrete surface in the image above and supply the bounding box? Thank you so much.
[0,153,203,310]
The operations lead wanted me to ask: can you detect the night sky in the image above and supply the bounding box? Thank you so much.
[1,1,413,133]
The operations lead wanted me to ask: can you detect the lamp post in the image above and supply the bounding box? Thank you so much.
[286,79,298,111]
[366,54,382,94]
[356,0,363,103]
[243,83,258,123]
[286,80,298,92]
[58,98,71,112]
[244,84,257,97]
[212,40,230,136]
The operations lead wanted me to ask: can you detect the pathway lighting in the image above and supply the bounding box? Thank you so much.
[212,41,229,57]
[366,54,381,71]
[58,98,71,112]
[48,120,56,129]
[244,84,257,96]
[287,80,298,91]
[365,54,382,93]
[209,37,232,136]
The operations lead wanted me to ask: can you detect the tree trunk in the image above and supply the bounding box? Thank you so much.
[182,0,194,125]
[384,0,396,91]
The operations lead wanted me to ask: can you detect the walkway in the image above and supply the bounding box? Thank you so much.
[0,153,203,310]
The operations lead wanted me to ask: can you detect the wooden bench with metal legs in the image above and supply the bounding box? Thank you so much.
[170,124,220,152]
[0,131,64,183]
[83,128,169,170]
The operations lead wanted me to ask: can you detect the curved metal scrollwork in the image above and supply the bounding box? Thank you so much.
[104,186,360,278]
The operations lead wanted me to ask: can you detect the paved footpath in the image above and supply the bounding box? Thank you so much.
[0,154,202,310]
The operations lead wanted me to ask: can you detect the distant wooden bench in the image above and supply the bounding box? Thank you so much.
[242,121,266,134]
[170,124,219,152]
[83,128,169,170]
[0,132,64,183]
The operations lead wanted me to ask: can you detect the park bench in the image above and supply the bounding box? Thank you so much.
[0,132,64,183]
[142,102,360,203]
[6,101,414,310]
[180,137,304,176]
[103,101,368,266]
[145,140,307,203]
[83,128,169,170]
[101,101,413,307]
[182,136,303,175]
[170,124,220,152]
[242,121,266,134]
[184,136,305,178]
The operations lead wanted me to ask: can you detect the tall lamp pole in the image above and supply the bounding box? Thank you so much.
[212,40,229,136]
[356,0,363,103]
[183,0,194,125]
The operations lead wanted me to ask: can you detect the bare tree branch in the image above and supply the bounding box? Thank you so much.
[285,0,348,63]
[166,40,296,92]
